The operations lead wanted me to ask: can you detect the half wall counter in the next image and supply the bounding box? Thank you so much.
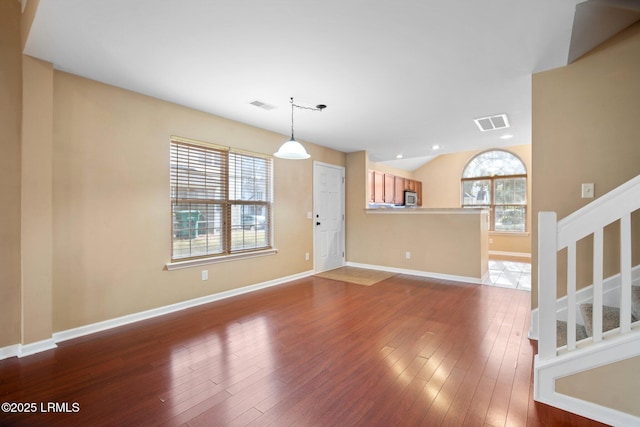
[346,207,489,283]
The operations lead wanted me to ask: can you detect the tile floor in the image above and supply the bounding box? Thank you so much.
[485,259,531,291]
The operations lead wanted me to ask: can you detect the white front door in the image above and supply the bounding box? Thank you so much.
[313,162,345,272]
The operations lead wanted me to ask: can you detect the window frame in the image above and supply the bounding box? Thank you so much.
[460,150,527,233]
[169,136,274,265]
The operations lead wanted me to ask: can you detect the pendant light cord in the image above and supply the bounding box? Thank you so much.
[290,97,295,140]
[289,96,327,140]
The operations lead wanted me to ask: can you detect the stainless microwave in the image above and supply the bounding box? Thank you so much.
[404,190,417,206]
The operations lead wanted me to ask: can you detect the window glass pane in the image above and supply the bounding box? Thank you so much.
[229,152,271,202]
[460,149,527,232]
[172,203,224,258]
[462,179,491,206]
[494,177,526,204]
[230,204,270,251]
[462,150,526,178]
[495,205,526,232]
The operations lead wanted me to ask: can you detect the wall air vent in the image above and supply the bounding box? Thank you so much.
[474,114,510,132]
[249,100,277,110]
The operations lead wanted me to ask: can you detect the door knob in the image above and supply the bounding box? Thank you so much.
[316,221,321,226]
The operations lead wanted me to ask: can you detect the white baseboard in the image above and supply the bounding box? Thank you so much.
[346,261,484,285]
[489,250,531,259]
[0,270,314,360]
[529,308,539,340]
[0,339,58,359]
[18,339,57,358]
[0,344,21,359]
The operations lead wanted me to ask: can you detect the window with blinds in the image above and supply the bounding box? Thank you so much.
[170,137,273,261]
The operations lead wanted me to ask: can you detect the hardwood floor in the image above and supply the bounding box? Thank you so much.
[0,274,608,426]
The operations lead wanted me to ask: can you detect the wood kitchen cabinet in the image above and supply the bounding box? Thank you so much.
[371,170,385,203]
[384,174,395,204]
[394,176,405,205]
[415,180,422,206]
[368,169,422,206]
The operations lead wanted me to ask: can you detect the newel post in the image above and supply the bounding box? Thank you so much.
[538,212,558,360]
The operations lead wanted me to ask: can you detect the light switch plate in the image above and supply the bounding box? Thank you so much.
[581,183,594,199]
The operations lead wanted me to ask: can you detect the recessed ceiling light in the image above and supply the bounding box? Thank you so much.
[432,144,440,150]
[396,154,403,159]
[500,134,514,140]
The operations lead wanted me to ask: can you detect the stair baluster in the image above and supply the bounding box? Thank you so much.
[535,175,640,425]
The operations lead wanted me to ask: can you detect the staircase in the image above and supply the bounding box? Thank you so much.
[557,300,640,347]
[534,175,640,426]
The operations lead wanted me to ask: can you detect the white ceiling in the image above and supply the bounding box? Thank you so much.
[23,0,613,169]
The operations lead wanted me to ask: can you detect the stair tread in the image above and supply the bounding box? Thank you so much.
[556,320,588,347]
[579,303,636,337]
[554,286,640,347]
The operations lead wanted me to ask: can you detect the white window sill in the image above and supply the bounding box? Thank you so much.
[489,231,530,237]
[166,248,278,270]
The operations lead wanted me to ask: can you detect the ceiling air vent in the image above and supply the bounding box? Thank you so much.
[474,114,510,132]
[249,100,277,111]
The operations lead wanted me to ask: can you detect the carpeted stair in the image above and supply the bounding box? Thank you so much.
[556,320,588,347]
[556,285,640,347]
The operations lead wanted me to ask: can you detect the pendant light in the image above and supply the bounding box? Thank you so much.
[274,97,326,159]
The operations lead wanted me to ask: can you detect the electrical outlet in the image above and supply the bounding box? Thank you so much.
[202,270,208,281]
[305,252,310,261]
[405,251,411,260]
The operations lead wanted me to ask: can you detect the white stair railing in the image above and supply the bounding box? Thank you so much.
[537,175,640,361]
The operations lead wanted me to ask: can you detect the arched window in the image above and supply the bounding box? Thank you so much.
[461,150,527,232]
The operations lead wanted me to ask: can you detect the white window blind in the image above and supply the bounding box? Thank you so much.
[170,137,273,261]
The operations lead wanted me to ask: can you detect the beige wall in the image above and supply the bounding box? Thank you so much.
[50,72,344,331]
[532,22,640,304]
[346,152,488,280]
[21,0,39,50]
[0,0,23,347]
[532,22,640,415]
[556,355,640,417]
[22,55,54,344]
[413,144,532,256]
